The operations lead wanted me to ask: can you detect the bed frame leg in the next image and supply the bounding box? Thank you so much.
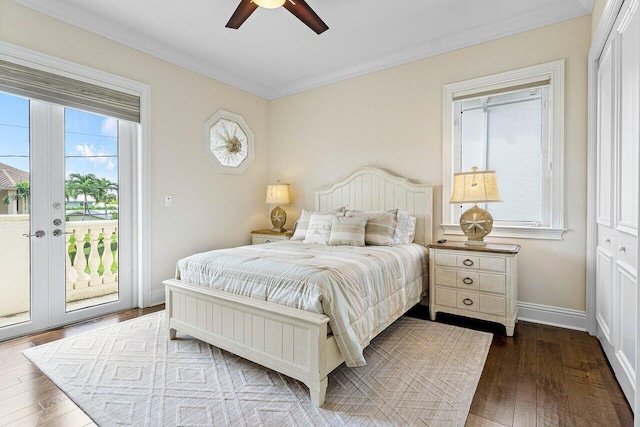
[168,328,176,340]
[309,377,328,407]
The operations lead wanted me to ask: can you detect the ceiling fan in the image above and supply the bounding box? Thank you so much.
[226,0,329,35]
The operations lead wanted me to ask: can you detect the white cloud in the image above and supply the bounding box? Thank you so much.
[101,117,117,136]
[74,144,114,169]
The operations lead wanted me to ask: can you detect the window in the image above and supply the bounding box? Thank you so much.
[442,60,565,240]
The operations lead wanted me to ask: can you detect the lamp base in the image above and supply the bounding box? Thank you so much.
[270,205,287,232]
[464,239,488,246]
[459,205,494,246]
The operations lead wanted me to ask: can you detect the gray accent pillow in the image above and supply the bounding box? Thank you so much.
[346,209,398,246]
[328,216,367,246]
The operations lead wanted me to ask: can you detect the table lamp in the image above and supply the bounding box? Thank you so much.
[449,167,502,245]
[265,182,290,232]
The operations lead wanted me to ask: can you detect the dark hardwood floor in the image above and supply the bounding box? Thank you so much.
[405,307,634,427]
[0,305,633,426]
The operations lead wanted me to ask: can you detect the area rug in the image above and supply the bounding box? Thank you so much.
[23,311,492,426]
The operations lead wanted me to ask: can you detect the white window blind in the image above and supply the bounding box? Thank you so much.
[0,59,140,123]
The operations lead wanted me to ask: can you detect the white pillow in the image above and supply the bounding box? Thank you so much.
[291,207,346,241]
[303,214,334,244]
[393,211,417,244]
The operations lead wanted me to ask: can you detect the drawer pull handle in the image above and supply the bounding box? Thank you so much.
[463,277,474,285]
[463,298,474,306]
[265,239,271,243]
[462,259,474,266]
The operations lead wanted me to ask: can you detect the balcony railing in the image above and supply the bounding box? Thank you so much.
[0,215,118,318]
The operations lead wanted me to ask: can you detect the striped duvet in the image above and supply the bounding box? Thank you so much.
[175,241,428,367]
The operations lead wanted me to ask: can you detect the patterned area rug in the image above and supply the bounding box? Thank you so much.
[23,311,492,426]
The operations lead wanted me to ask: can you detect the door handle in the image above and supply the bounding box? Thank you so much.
[52,229,72,237]
[23,230,45,238]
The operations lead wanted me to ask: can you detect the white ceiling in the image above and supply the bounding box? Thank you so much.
[12,0,594,99]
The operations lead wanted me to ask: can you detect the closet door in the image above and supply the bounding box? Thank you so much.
[596,39,615,353]
[595,0,639,406]
[614,0,639,393]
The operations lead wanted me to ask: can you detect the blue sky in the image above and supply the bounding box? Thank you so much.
[0,92,119,183]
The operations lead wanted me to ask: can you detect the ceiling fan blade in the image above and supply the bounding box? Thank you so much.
[226,0,259,29]
[283,0,329,34]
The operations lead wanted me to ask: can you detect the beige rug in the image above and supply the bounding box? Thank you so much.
[23,311,492,426]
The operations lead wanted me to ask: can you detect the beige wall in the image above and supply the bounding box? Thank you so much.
[0,0,270,296]
[269,17,591,312]
[0,1,594,312]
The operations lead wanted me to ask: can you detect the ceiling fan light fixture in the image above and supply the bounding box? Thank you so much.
[253,0,286,9]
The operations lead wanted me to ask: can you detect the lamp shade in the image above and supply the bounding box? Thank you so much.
[254,0,286,8]
[265,183,291,204]
[450,167,502,204]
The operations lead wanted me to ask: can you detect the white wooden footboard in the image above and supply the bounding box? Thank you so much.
[163,278,343,406]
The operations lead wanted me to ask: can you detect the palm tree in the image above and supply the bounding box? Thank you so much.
[93,178,118,219]
[66,173,98,220]
[2,181,30,213]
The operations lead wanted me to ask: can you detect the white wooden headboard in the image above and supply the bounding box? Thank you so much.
[314,167,433,246]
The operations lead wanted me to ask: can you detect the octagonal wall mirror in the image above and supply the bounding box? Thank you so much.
[203,110,255,174]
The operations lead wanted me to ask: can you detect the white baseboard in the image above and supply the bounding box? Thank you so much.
[517,301,586,331]
[150,288,166,307]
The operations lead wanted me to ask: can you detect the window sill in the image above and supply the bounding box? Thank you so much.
[441,224,566,240]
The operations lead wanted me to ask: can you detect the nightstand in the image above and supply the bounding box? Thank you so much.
[428,241,520,336]
[251,229,291,245]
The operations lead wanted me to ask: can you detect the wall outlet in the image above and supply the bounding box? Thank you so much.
[165,195,173,207]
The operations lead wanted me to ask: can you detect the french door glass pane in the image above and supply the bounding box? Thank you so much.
[0,92,31,327]
[64,108,119,312]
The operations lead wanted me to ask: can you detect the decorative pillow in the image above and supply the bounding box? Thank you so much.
[303,214,334,244]
[346,209,398,246]
[328,216,367,246]
[393,211,417,244]
[291,207,346,241]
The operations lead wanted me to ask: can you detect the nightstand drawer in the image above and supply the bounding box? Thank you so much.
[435,268,506,294]
[251,229,291,245]
[456,292,506,316]
[252,235,287,244]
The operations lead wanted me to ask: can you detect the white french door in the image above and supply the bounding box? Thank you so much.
[0,95,135,341]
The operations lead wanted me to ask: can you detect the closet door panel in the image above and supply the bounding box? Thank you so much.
[596,42,614,227]
[596,247,614,344]
[617,2,640,234]
[616,263,636,379]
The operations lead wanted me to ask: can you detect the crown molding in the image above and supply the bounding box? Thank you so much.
[10,0,272,99]
[265,5,591,99]
[12,0,591,100]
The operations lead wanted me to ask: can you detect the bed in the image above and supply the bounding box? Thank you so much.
[163,167,433,406]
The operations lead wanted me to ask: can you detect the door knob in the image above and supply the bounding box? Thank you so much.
[52,229,72,237]
[619,246,626,253]
[23,230,45,238]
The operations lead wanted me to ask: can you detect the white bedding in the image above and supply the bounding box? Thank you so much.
[175,241,427,367]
